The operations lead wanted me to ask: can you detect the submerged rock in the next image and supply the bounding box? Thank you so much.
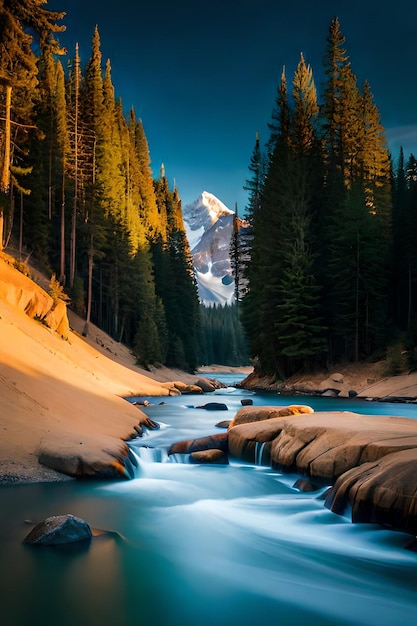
[215,420,232,429]
[24,514,92,545]
[196,402,228,411]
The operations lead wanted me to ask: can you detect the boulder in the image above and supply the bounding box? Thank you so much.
[190,449,229,465]
[38,436,137,480]
[227,409,417,534]
[293,478,321,492]
[240,398,253,406]
[228,404,313,428]
[171,381,204,394]
[215,420,232,429]
[195,378,226,392]
[325,448,417,534]
[168,432,228,456]
[196,402,228,411]
[24,514,92,545]
[321,388,340,397]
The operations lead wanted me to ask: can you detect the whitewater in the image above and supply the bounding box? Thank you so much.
[1,381,417,626]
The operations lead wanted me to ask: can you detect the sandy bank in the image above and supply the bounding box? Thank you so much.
[0,254,231,484]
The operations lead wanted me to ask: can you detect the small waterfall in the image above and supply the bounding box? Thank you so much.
[129,446,191,465]
[131,446,169,464]
[254,441,267,465]
[168,453,191,464]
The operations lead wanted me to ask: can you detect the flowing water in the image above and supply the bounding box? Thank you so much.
[1,377,417,626]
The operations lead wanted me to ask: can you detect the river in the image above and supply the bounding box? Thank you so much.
[1,375,417,626]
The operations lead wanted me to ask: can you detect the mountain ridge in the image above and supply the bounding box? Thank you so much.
[182,191,240,306]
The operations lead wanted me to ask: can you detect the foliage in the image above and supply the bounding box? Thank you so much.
[383,345,408,377]
[4,8,417,378]
[242,17,395,378]
[1,14,201,371]
[13,259,31,277]
[48,273,70,308]
[198,304,249,366]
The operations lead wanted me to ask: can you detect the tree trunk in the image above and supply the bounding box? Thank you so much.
[83,243,93,337]
[59,169,65,284]
[0,84,12,250]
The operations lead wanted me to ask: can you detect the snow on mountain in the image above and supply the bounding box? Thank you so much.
[182,191,236,306]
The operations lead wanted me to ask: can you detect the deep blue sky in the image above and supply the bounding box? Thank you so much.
[48,0,417,211]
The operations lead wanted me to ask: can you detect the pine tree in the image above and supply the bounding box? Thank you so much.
[242,67,293,375]
[133,118,164,241]
[0,0,65,248]
[272,54,325,374]
[65,43,83,288]
[152,174,200,370]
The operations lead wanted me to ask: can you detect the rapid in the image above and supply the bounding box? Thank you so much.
[1,374,417,626]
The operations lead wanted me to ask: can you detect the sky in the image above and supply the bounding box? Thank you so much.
[48,0,417,211]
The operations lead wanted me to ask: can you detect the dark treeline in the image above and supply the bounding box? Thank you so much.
[199,304,249,367]
[0,3,200,371]
[240,18,417,379]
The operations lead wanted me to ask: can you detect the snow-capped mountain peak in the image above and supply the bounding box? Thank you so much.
[183,191,234,250]
[182,191,241,306]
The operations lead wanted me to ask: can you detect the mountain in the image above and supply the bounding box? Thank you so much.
[182,191,237,306]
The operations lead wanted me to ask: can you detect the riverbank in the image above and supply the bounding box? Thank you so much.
[0,253,241,484]
[239,362,417,402]
[1,249,416,485]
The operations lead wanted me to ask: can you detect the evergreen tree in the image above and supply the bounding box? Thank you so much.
[152,174,200,370]
[65,42,83,288]
[242,68,293,375]
[198,304,249,366]
[320,18,392,363]
[133,118,164,241]
[0,0,65,248]
[272,55,325,374]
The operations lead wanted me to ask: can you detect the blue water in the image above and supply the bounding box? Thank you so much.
[1,382,417,626]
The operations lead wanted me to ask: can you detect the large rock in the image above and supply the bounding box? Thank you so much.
[227,408,417,534]
[190,449,229,464]
[168,432,228,456]
[24,514,92,545]
[228,404,313,428]
[170,381,204,394]
[326,448,417,534]
[196,402,228,411]
[195,377,226,392]
[38,435,137,480]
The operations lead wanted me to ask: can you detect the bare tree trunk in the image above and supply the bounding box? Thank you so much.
[19,191,23,259]
[59,169,65,284]
[69,46,80,289]
[83,241,93,337]
[355,234,360,362]
[0,84,12,250]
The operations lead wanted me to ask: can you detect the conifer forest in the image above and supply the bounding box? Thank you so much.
[0,4,416,377]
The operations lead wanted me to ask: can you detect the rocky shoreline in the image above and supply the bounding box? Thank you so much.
[2,249,417,540]
[238,366,417,403]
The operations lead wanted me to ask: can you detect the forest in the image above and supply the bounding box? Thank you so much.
[0,1,209,371]
[239,17,417,379]
[1,4,416,378]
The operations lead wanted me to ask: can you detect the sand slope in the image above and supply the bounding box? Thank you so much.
[0,255,202,483]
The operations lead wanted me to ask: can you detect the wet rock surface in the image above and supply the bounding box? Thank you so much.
[227,408,417,534]
[24,514,92,545]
